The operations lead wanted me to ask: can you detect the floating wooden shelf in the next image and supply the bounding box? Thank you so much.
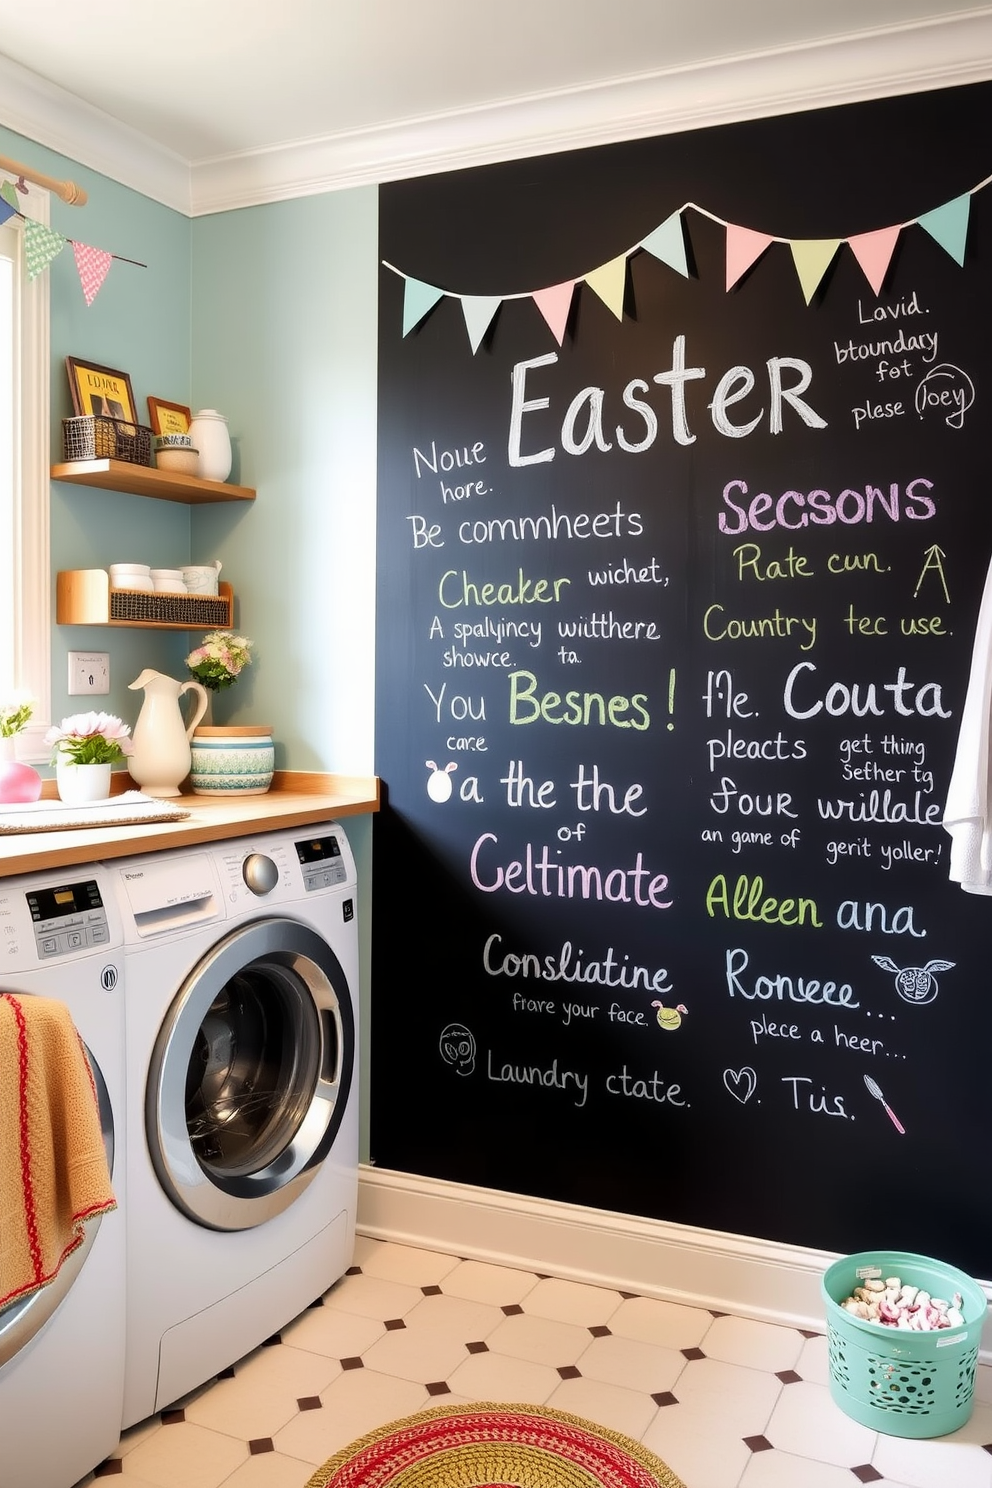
[51,458,255,505]
[57,571,235,630]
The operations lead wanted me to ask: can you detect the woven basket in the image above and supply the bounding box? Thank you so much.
[62,415,152,467]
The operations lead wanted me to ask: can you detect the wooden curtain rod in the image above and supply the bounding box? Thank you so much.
[0,153,87,206]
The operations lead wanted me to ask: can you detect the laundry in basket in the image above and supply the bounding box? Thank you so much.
[821,1250,988,1439]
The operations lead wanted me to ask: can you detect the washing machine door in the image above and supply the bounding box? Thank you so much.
[0,1048,114,1370]
[147,917,354,1231]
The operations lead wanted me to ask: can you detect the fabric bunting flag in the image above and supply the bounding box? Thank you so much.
[791,238,841,304]
[0,180,19,211]
[848,225,901,295]
[462,296,501,354]
[0,197,15,228]
[584,254,627,319]
[73,242,113,306]
[725,224,774,290]
[402,276,444,336]
[23,219,66,280]
[640,212,689,277]
[918,193,971,266]
[387,173,984,345]
[532,281,575,345]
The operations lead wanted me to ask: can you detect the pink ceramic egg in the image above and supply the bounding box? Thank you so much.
[0,761,43,803]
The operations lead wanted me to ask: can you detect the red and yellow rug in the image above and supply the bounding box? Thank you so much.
[304,1402,686,1488]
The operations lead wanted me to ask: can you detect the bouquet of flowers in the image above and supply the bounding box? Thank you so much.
[186,631,253,692]
[0,692,34,738]
[45,712,134,765]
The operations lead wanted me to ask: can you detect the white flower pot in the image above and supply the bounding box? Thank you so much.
[56,760,112,804]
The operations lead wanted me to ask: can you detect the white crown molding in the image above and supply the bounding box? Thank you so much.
[0,52,191,214]
[189,9,992,214]
[1,11,991,217]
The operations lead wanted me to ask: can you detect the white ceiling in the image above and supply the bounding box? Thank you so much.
[0,1,990,214]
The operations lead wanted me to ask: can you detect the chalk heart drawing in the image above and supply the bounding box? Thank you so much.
[724,1066,757,1104]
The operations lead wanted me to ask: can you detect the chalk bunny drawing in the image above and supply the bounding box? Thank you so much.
[651,1001,688,1031]
[426,760,457,802]
[871,955,955,1005]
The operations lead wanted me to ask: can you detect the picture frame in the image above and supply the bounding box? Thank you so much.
[147,396,192,436]
[65,356,137,424]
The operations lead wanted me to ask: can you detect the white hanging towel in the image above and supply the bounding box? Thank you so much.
[943,552,992,893]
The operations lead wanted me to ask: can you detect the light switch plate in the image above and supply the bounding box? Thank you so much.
[68,651,110,695]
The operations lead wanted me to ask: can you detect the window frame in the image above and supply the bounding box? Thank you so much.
[1,179,51,761]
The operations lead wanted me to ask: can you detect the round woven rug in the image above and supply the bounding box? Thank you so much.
[303,1402,686,1488]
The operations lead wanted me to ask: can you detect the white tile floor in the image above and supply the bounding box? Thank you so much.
[73,1235,992,1488]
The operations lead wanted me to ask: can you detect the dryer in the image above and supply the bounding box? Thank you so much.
[114,824,359,1429]
[0,864,126,1488]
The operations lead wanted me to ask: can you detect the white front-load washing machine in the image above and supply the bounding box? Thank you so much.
[114,824,359,1429]
[0,864,126,1488]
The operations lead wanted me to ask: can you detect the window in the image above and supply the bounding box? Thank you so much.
[0,181,50,759]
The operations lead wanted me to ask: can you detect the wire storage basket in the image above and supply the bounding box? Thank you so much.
[109,590,231,628]
[821,1250,988,1438]
[62,415,153,466]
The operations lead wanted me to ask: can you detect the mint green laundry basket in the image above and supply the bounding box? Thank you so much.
[821,1250,988,1438]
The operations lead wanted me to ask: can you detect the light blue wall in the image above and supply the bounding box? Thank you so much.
[190,193,379,1154]
[0,124,195,732]
[189,192,378,773]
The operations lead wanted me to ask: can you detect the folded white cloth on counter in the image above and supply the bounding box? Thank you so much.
[0,790,190,834]
[943,553,992,893]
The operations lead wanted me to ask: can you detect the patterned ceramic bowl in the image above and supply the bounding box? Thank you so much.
[189,727,274,796]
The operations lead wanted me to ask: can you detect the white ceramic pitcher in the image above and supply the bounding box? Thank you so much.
[128,669,209,797]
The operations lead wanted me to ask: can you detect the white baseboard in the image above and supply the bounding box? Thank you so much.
[357,1166,992,1357]
[358,1165,844,1332]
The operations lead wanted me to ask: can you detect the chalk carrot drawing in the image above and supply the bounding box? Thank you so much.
[864,1074,906,1134]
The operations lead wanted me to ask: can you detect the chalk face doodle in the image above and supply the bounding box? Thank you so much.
[914,363,975,430]
[439,1022,476,1074]
[872,955,955,1006]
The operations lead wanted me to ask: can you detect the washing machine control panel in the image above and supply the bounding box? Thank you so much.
[242,852,280,896]
[24,879,111,960]
[212,826,355,910]
[295,833,347,892]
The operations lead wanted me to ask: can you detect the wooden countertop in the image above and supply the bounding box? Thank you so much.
[0,771,379,877]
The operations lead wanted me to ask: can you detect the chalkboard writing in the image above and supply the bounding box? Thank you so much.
[373,82,992,1276]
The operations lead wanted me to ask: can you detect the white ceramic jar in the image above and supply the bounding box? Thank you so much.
[188,409,232,483]
[149,568,186,593]
[110,563,152,591]
[182,561,222,595]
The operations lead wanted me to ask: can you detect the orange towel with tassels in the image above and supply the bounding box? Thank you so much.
[0,992,116,1309]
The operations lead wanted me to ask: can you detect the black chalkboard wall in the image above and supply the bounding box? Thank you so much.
[372,81,992,1276]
